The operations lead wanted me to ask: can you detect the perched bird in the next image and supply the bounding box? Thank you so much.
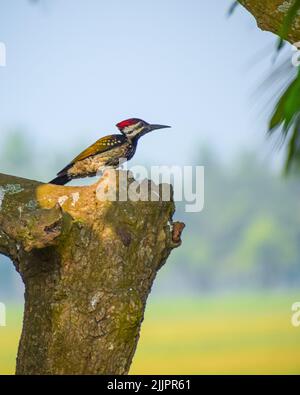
[49,118,170,185]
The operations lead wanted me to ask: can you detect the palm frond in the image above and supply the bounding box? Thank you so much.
[285,118,300,172]
[269,67,300,172]
[266,0,300,173]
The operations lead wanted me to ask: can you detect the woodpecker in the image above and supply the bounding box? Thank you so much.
[49,118,170,185]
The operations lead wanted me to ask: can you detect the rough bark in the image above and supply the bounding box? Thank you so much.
[0,170,184,375]
[239,0,300,44]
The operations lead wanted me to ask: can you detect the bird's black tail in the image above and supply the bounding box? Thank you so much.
[49,174,71,185]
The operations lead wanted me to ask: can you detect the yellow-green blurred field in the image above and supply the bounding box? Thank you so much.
[1,292,300,375]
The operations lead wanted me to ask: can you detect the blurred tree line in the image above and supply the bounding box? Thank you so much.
[169,146,300,293]
[0,131,300,300]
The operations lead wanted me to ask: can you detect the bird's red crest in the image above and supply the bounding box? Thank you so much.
[116,118,142,130]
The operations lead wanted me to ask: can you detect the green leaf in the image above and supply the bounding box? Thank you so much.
[269,68,300,172]
[285,119,300,172]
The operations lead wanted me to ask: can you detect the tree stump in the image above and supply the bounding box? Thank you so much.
[0,170,184,375]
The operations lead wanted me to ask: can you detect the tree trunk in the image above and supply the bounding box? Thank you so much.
[0,170,184,375]
[239,0,300,44]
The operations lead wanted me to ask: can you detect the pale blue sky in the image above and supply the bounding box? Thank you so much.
[0,0,286,173]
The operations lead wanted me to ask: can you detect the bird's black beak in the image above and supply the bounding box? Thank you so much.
[148,124,171,131]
